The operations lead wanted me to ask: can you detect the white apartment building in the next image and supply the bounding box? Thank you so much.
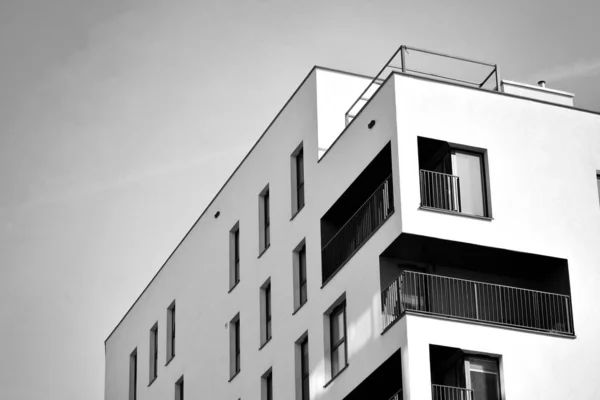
[104,46,600,400]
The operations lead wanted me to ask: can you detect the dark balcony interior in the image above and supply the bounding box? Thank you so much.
[430,345,501,400]
[343,349,402,400]
[380,234,574,335]
[321,142,393,284]
[418,136,489,217]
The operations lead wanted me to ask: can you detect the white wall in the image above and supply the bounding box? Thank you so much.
[393,73,600,399]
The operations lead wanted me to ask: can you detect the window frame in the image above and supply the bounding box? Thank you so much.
[149,323,158,384]
[129,348,137,400]
[596,172,600,206]
[300,337,309,400]
[260,278,272,347]
[262,368,273,400]
[259,185,271,255]
[293,239,308,312]
[229,313,241,379]
[175,375,184,400]
[229,222,241,290]
[463,355,502,400]
[330,302,347,378]
[291,142,305,217]
[167,301,176,363]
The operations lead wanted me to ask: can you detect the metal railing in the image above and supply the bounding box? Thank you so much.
[388,389,403,400]
[322,175,394,281]
[382,271,574,335]
[345,45,500,123]
[420,170,461,212]
[432,385,473,400]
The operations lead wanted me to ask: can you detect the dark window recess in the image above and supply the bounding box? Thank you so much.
[430,345,501,400]
[321,142,394,283]
[234,227,240,284]
[264,191,270,248]
[298,246,307,306]
[175,376,184,400]
[129,349,137,400]
[296,148,305,210]
[330,303,347,377]
[265,283,272,341]
[264,370,273,400]
[167,302,176,361]
[418,137,490,217]
[300,338,309,400]
[596,174,600,205]
[150,324,158,382]
[234,320,241,374]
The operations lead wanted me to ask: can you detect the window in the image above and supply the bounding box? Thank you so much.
[293,240,307,311]
[295,335,309,400]
[597,173,600,205]
[260,279,272,346]
[129,349,137,400]
[291,143,305,215]
[230,222,240,290]
[259,186,270,253]
[330,303,347,377]
[262,368,273,400]
[149,323,158,383]
[175,376,184,400]
[229,314,241,378]
[418,137,490,217]
[167,301,176,362]
[464,357,501,400]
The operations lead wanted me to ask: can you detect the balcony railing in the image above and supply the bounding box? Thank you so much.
[388,389,402,400]
[382,271,574,335]
[420,169,461,212]
[432,385,473,400]
[322,175,394,281]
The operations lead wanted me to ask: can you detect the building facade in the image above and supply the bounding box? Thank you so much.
[104,46,600,400]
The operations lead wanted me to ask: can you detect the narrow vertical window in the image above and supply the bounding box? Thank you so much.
[330,303,347,377]
[291,143,305,216]
[229,313,241,379]
[229,222,240,290]
[298,337,309,400]
[596,173,600,205]
[262,368,273,400]
[259,185,270,254]
[167,301,176,363]
[260,278,272,346]
[175,376,184,400]
[149,323,158,383]
[129,349,137,400]
[298,245,307,306]
[293,240,308,311]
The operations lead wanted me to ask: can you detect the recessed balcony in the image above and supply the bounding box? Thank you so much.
[381,270,574,335]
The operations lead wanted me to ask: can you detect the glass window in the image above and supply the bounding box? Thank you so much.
[297,148,305,210]
[265,283,272,341]
[330,304,347,376]
[465,357,501,400]
[149,324,158,383]
[264,191,270,248]
[167,302,176,361]
[597,174,600,205]
[299,246,307,306]
[452,151,486,217]
[129,349,137,400]
[301,338,309,400]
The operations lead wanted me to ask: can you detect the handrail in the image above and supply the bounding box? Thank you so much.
[420,169,461,212]
[322,174,393,250]
[432,384,473,400]
[321,175,394,282]
[381,271,574,335]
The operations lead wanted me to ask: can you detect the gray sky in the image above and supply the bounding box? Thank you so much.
[1,0,598,398]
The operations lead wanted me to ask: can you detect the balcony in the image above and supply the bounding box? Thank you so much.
[381,271,574,335]
[322,174,394,283]
[432,385,473,400]
[420,170,461,212]
[388,389,403,400]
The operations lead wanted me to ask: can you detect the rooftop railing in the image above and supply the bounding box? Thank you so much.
[322,175,394,282]
[345,45,500,122]
[432,384,473,400]
[382,271,574,335]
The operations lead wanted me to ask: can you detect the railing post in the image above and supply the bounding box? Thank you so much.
[397,274,403,315]
[495,64,501,91]
[474,283,479,320]
[400,46,406,73]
